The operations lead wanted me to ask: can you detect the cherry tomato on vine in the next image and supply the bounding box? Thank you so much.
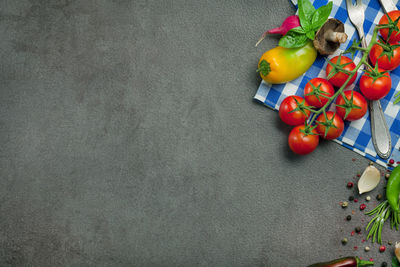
[326,55,357,88]
[279,95,311,126]
[335,90,367,121]
[304,78,335,108]
[379,10,400,44]
[288,125,319,155]
[315,111,344,140]
[369,41,400,70]
[359,69,391,100]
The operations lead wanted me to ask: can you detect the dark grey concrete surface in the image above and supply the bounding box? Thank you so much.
[0,0,398,266]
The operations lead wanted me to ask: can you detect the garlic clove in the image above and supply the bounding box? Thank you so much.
[358,165,380,194]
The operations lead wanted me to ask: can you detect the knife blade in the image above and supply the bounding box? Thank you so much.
[379,0,397,13]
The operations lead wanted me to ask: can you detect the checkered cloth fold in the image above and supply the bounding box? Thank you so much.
[254,0,400,168]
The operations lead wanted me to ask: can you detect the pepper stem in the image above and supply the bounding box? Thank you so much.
[356,257,374,266]
[256,60,271,77]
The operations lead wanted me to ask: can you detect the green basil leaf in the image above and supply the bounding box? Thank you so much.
[312,2,333,30]
[393,257,400,267]
[290,26,306,34]
[298,0,316,30]
[306,29,315,40]
[279,30,308,48]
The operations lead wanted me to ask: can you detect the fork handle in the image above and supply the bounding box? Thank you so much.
[369,100,392,159]
[355,26,392,158]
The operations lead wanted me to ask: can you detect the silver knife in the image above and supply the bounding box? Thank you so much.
[379,0,397,12]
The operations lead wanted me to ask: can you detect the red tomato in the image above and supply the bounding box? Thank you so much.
[288,125,319,155]
[326,56,357,88]
[369,42,400,70]
[359,70,391,100]
[335,90,367,121]
[304,78,335,108]
[315,111,344,140]
[379,10,400,44]
[279,95,311,126]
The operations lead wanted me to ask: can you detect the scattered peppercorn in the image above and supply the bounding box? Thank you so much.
[360,204,366,211]
[342,201,349,208]
[347,182,354,188]
[366,196,371,201]
[341,238,348,245]
[357,173,361,177]
[354,199,358,203]
[349,196,355,201]
[365,246,370,252]
[379,245,386,252]
[385,173,390,180]
[388,241,392,245]
[376,194,383,200]
[381,262,387,267]
[369,161,374,166]
[346,215,352,221]
[355,226,361,233]
[389,159,395,165]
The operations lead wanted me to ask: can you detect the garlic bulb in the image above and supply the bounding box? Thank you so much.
[358,165,380,194]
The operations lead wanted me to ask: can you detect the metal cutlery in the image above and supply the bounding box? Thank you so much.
[346,0,392,159]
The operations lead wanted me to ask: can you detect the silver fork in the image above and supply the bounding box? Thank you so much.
[346,0,392,159]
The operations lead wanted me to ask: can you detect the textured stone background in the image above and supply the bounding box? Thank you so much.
[0,0,398,266]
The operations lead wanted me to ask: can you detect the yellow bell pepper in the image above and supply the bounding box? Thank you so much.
[257,41,317,84]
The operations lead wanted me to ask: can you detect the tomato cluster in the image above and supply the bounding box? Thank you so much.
[279,71,360,155]
[278,11,400,155]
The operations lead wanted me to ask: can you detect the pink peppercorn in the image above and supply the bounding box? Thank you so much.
[354,199,358,203]
[379,245,386,252]
[360,204,366,210]
[347,182,354,188]
[389,159,395,165]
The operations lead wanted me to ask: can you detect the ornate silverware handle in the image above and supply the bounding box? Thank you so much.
[369,100,392,159]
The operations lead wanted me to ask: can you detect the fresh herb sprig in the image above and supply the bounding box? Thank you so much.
[279,0,333,48]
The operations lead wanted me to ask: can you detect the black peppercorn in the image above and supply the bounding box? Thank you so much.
[381,262,387,267]
[346,215,352,221]
[355,226,361,233]
[376,194,383,200]
[348,196,355,201]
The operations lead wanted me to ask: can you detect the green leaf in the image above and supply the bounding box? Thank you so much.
[392,256,399,267]
[290,27,306,34]
[298,0,316,30]
[306,29,315,40]
[311,2,333,30]
[279,29,308,48]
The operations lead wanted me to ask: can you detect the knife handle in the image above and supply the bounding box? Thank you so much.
[369,100,392,159]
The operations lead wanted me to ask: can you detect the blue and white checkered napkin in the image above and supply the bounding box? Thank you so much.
[254,0,400,168]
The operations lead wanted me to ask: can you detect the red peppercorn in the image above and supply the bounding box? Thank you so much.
[360,204,366,210]
[354,199,358,203]
[347,182,354,188]
[379,245,386,252]
[389,159,395,165]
